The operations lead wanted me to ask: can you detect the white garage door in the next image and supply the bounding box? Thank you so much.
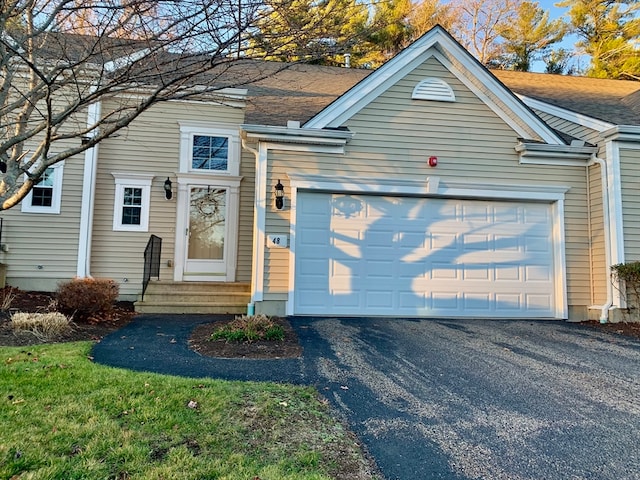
[294,192,557,318]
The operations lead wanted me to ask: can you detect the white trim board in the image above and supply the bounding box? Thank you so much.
[285,174,568,318]
[305,26,563,145]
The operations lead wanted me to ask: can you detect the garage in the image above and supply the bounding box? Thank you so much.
[294,192,558,318]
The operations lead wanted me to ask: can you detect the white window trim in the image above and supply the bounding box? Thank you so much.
[111,172,154,232]
[178,122,241,176]
[22,161,65,214]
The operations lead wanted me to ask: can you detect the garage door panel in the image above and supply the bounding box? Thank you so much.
[295,193,557,317]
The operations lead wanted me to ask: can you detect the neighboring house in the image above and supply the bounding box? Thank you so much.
[2,26,639,322]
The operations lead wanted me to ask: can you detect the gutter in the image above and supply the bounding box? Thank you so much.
[241,136,261,315]
[76,100,101,278]
[588,155,613,323]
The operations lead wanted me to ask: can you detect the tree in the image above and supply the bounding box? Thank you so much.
[497,1,566,71]
[247,0,369,66]
[557,0,640,79]
[544,47,579,74]
[449,0,522,66]
[0,0,313,211]
[359,0,459,67]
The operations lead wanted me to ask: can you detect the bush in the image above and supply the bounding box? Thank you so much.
[211,314,285,343]
[611,262,640,320]
[56,278,119,322]
[11,312,72,340]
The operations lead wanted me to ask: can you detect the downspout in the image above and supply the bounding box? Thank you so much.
[76,100,101,278]
[241,136,260,315]
[588,155,613,323]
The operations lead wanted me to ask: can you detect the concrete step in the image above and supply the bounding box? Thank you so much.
[134,281,251,315]
[134,302,248,315]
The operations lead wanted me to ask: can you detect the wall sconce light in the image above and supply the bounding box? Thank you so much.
[274,179,284,210]
[164,177,173,200]
[81,135,91,146]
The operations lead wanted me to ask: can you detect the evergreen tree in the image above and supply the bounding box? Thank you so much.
[247,0,369,66]
[498,1,566,71]
[557,0,640,79]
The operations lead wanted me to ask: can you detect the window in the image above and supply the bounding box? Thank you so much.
[22,162,64,214]
[192,135,229,171]
[112,173,154,232]
[179,123,240,176]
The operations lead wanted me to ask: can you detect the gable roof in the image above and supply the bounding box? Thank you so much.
[300,26,565,145]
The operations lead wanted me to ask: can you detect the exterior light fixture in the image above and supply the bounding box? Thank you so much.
[81,135,91,146]
[164,177,173,200]
[274,179,284,210]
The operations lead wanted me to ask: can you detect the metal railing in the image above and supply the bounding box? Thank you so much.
[142,234,162,301]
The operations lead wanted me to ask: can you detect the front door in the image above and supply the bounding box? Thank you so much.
[184,185,228,280]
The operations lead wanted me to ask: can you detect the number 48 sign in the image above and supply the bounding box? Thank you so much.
[267,235,288,248]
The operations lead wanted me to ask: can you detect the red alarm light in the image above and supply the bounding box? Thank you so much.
[428,156,438,167]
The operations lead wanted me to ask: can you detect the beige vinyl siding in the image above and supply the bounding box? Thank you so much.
[534,111,603,146]
[587,155,608,306]
[91,98,250,298]
[262,59,592,312]
[440,53,545,142]
[237,150,255,283]
[0,150,85,291]
[620,146,640,261]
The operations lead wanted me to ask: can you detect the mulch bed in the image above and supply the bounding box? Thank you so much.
[2,287,640,355]
[188,316,303,359]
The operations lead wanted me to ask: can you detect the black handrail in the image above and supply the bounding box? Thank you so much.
[142,234,162,301]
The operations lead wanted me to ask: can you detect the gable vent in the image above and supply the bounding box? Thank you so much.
[412,78,456,102]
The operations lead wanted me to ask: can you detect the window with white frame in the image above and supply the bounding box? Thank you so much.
[179,123,240,176]
[112,173,154,232]
[22,162,64,214]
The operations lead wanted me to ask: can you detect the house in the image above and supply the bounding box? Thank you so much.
[2,26,639,322]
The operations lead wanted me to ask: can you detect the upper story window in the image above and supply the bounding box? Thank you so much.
[179,122,240,176]
[193,135,229,171]
[22,162,64,214]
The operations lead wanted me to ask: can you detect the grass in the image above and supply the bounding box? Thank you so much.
[211,314,286,343]
[0,342,378,480]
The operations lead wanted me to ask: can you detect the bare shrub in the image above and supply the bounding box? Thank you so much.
[0,287,15,311]
[57,278,119,322]
[11,312,73,340]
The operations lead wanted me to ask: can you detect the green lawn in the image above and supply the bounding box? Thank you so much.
[0,342,378,480]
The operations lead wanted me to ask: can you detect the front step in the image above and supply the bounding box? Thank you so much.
[134,281,251,315]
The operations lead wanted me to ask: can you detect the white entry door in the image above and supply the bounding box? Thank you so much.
[183,185,228,280]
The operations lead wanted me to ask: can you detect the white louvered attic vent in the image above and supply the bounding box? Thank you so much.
[412,78,456,102]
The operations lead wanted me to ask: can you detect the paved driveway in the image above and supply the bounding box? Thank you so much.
[93,316,640,480]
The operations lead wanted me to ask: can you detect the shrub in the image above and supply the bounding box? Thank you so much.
[11,312,72,340]
[611,262,640,320]
[56,278,119,322]
[0,287,15,312]
[211,314,285,343]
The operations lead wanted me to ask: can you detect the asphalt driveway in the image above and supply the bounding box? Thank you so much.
[93,316,640,480]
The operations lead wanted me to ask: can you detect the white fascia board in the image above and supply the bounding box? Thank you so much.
[241,124,353,146]
[439,53,564,145]
[288,173,569,201]
[516,141,597,166]
[602,126,640,142]
[304,26,563,145]
[104,48,152,72]
[304,28,445,129]
[520,95,614,133]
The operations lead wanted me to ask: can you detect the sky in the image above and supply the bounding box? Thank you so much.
[529,0,583,72]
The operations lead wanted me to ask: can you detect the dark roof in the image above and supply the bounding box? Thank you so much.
[243,62,371,125]
[242,62,640,128]
[492,70,640,126]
